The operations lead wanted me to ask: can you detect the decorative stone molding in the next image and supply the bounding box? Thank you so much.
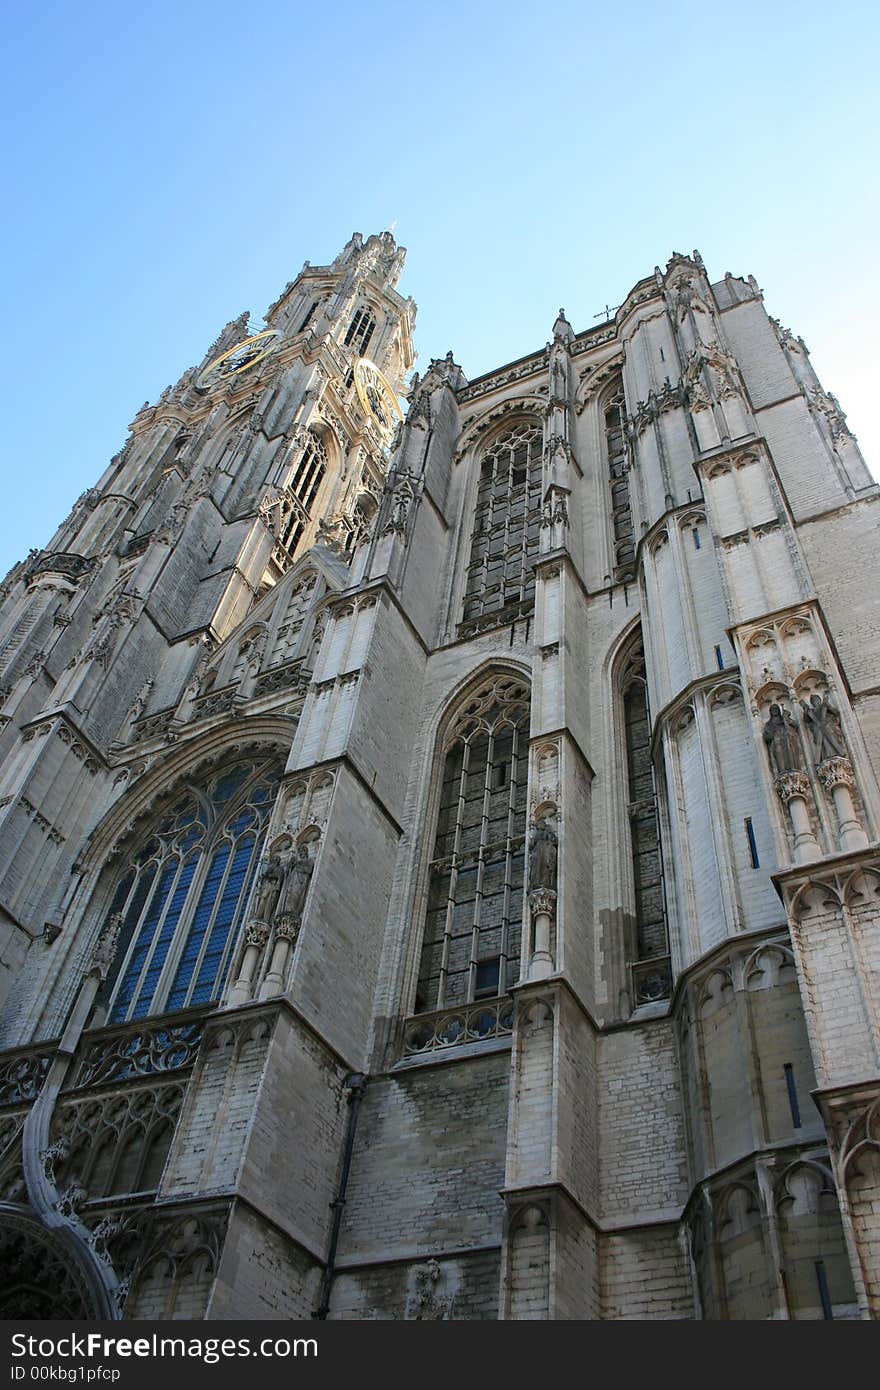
[244,921,270,949]
[528,888,557,918]
[72,1016,204,1089]
[818,756,855,792]
[274,915,301,944]
[402,998,514,1056]
[89,912,123,981]
[774,771,810,804]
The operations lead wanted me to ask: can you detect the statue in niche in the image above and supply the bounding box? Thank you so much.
[251,851,285,923]
[762,703,803,777]
[801,690,848,763]
[277,843,314,926]
[528,819,558,892]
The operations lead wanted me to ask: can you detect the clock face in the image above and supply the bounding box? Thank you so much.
[353,357,403,435]
[197,330,280,390]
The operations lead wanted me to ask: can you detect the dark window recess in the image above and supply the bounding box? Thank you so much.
[745,816,760,869]
[280,434,327,557]
[715,644,724,670]
[693,527,701,549]
[344,306,377,354]
[299,300,319,331]
[475,957,501,997]
[815,1261,834,1320]
[623,659,668,966]
[784,1062,802,1128]
[605,378,635,575]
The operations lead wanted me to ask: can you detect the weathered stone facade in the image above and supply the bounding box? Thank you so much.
[0,233,878,1319]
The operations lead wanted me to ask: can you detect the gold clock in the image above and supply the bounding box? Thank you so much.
[197,330,280,391]
[353,357,403,435]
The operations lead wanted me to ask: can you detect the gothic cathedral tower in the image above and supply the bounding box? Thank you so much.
[0,234,879,1321]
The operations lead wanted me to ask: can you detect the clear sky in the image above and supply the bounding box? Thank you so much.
[2,0,878,578]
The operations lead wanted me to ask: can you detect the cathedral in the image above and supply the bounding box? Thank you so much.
[1,230,879,1321]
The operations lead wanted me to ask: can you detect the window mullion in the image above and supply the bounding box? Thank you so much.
[130,853,186,1017]
[150,844,211,1015]
[468,729,494,1002]
[125,857,179,1021]
[499,725,521,993]
[437,739,469,1010]
[183,833,237,1009]
[215,830,264,997]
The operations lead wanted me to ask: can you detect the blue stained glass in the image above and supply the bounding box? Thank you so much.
[212,766,252,803]
[130,856,198,1019]
[189,835,257,1006]
[108,867,156,1022]
[178,826,203,852]
[109,861,174,1021]
[107,758,282,1021]
[105,870,135,925]
[165,843,232,1011]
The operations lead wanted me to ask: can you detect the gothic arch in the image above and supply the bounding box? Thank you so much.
[454,399,546,462]
[575,352,625,413]
[411,666,532,1015]
[606,623,670,1009]
[28,724,293,1040]
[0,1206,115,1319]
[458,419,543,634]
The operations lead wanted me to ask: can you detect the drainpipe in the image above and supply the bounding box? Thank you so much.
[312,1072,367,1319]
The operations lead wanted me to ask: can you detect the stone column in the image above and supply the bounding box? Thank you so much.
[228,921,269,1006]
[259,917,300,999]
[528,889,556,980]
[774,772,821,863]
[818,757,868,852]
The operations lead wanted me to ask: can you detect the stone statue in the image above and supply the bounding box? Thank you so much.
[528,820,558,892]
[762,703,803,777]
[251,851,285,923]
[800,690,848,763]
[277,844,314,926]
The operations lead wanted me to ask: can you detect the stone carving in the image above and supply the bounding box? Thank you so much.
[408,1258,455,1320]
[801,690,847,763]
[528,888,557,917]
[90,912,124,980]
[41,1137,70,1186]
[762,703,803,777]
[244,921,270,949]
[818,756,855,792]
[528,820,558,892]
[774,770,810,804]
[250,852,285,925]
[277,844,314,931]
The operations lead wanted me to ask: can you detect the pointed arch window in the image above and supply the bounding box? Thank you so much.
[461,421,542,633]
[415,674,530,1013]
[621,642,670,1004]
[604,378,635,577]
[281,433,328,557]
[101,758,282,1023]
[344,307,376,355]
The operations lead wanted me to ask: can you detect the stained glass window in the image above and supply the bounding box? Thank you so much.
[461,422,542,632]
[622,643,668,973]
[415,675,530,1012]
[104,758,282,1023]
[605,378,635,576]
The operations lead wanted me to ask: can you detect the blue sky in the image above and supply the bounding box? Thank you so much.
[2,1,878,577]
